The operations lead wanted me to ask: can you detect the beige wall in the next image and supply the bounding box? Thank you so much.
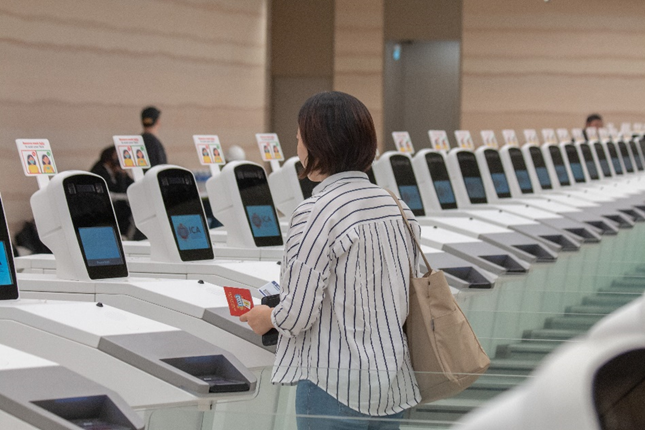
[0,0,269,232]
[334,0,385,149]
[461,0,645,143]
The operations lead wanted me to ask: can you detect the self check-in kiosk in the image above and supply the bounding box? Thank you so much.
[0,344,144,430]
[1,191,256,410]
[373,151,537,273]
[268,158,499,289]
[433,147,582,252]
[16,169,278,361]
[518,143,622,235]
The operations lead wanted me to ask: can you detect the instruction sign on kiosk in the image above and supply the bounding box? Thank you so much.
[455,130,475,150]
[194,135,226,165]
[16,139,57,176]
[502,130,520,147]
[112,136,150,169]
[429,130,451,151]
[255,134,284,161]
[523,129,540,146]
[392,131,414,154]
[480,131,499,149]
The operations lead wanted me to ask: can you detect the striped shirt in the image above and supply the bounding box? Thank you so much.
[270,171,422,416]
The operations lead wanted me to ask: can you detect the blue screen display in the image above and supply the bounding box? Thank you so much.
[433,180,456,205]
[599,159,611,177]
[623,156,633,172]
[554,165,569,185]
[535,167,551,188]
[585,161,599,179]
[171,214,210,251]
[490,172,509,195]
[78,227,124,267]
[398,185,424,211]
[0,242,13,286]
[570,163,586,182]
[611,157,623,174]
[246,205,280,238]
[515,170,532,193]
[464,176,486,200]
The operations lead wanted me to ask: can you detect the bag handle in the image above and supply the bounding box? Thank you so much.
[386,189,433,273]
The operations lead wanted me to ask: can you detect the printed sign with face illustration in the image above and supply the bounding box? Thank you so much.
[584,127,599,143]
[428,130,450,151]
[557,128,572,144]
[392,132,415,154]
[193,135,226,165]
[502,129,519,147]
[572,128,586,143]
[113,136,150,169]
[598,128,611,143]
[541,129,557,145]
[480,130,499,148]
[15,139,58,176]
[522,129,539,146]
[454,130,475,150]
[256,133,284,161]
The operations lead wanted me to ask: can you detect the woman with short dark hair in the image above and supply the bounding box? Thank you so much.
[242,91,420,429]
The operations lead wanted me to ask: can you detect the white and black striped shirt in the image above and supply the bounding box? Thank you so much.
[271,171,422,416]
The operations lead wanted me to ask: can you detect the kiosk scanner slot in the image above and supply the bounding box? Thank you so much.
[0,344,144,430]
[375,151,535,272]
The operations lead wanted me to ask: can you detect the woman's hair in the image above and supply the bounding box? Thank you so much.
[298,91,377,179]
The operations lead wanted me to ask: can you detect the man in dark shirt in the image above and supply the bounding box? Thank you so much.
[141,106,167,166]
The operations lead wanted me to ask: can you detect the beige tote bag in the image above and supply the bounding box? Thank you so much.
[388,190,490,403]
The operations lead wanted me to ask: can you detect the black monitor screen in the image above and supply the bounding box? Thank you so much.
[0,197,18,300]
[629,141,644,171]
[509,148,533,194]
[529,147,552,190]
[457,152,487,204]
[235,164,283,247]
[594,143,612,177]
[484,149,512,199]
[365,167,378,185]
[390,155,425,216]
[617,142,634,173]
[158,169,213,261]
[579,144,600,180]
[425,152,458,210]
[295,161,318,199]
[548,146,571,186]
[640,139,645,171]
[606,142,623,175]
[64,175,128,279]
[564,145,586,183]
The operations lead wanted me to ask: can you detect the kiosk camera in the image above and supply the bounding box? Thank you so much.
[0,344,144,430]
[31,171,128,281]
[207,161,283,249]
[268,157,317,217]
[127,165,214,263]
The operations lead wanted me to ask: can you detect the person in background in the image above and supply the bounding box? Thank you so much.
[584,113,604,141]
[141,106,167,166]
[90,146,134,237]
[241,91,420,429]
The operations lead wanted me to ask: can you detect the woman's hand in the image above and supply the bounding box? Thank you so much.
[240,305,275,335]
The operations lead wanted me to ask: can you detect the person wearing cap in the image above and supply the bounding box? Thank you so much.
[141,106,167,166]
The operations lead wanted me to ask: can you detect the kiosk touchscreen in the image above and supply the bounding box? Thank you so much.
[0,344,144,430]
[374,151,538,271]
[576,142,601,181]
[0,198,18,300]
[628,139,644,171]
[208,162,283,249]
[31,173,128,281]
[127,166,214,262]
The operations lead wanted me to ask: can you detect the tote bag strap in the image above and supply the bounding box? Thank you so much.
[385,189,433,273]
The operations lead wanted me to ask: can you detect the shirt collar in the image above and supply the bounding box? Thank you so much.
[312,171,369,196]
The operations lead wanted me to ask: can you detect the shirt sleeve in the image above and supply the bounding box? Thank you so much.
[270,200,333,338]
